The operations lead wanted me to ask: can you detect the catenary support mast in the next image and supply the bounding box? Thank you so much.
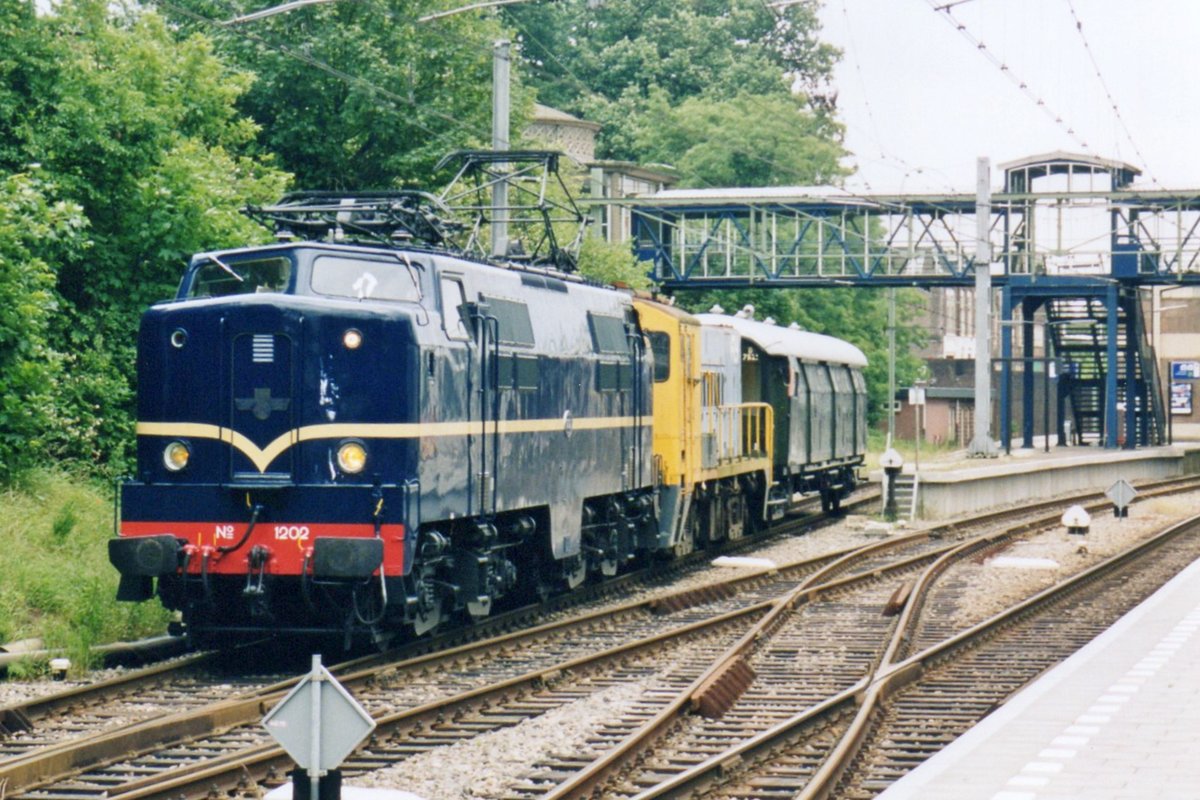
[969,157,999,456]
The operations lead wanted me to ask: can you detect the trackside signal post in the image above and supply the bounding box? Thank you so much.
[262,655,376,800]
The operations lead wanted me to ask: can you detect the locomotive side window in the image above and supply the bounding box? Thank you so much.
[479,295,535,346]
[647,331,671,382]
[498,354,541,390]
[311,255,422,302]
[515,355,539,390]
[440,277,469,340]
[188,256,292,298]
[588,313,630,354]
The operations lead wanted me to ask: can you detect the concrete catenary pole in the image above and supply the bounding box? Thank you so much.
[491,40,510,259]
[969,157,999,457]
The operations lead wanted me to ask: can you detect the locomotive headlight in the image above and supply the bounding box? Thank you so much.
[163,441,191,472]
[336,441,367,474]
[343,329,363,350]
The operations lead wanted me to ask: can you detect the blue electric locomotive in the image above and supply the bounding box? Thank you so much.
[109,221,657,644]
[108,170,870,647]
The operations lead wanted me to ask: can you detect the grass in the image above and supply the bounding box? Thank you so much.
[864,429,963,471]
[0,470,170,676]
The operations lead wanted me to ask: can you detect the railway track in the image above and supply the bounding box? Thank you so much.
[0,491,883,799]
[557,479,1200,800]
[827,503,1200,798]
[0,490,874,775]
[4,477,1199,800]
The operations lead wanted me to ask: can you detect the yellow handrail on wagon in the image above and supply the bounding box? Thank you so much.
[701,402,773,471]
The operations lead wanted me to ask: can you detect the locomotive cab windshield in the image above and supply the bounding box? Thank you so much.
[183,248,426,304]
[187,254,294,298]
[310,254,422,303]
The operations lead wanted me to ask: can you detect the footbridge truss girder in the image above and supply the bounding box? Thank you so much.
[627,189,1200,289]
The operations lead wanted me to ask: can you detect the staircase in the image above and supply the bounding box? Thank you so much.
[888,473,918,520]
[1045,292,1165,447]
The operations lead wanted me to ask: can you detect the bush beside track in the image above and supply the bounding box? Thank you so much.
[0,470,170,675]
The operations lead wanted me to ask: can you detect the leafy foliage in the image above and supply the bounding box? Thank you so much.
[161,0,525,191]
[506,0,840,173]
[576,234,653,289]
[0,173,86,482]
[0,470,170,669]
[0,0,289,476]
[628,90,846,188]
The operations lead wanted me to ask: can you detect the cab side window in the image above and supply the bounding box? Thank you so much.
[440,277,469,340]
[647,331,671,382]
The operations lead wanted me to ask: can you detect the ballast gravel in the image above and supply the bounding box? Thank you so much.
[358,493,1200,799]
[360,678,651,799]
[0,668,126,707]
[943,493,1193,629]
[4,488,1198,800]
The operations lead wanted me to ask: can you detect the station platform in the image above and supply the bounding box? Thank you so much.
[873,442,1200,519]
[874,546,1200,800]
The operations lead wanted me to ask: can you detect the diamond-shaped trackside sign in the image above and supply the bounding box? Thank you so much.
[1106,479,1138,512]
[262,656,375,773]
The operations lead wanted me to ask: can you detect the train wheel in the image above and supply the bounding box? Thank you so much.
[822,489,844,516]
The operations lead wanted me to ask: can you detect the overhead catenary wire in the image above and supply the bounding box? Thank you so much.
[834,0,960,195]
[926,0,1094,156]
[153,0,497,155]
[1063,0,1161,188]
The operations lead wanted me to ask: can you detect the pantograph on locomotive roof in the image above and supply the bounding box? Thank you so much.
[244,150,587,273]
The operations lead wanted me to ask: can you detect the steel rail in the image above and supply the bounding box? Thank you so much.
[105,601,775,800]
[833,509,1200,798]
[570,475,1200,800]
[0,652,213,734]
[7,477,1196,800]
[797,480,1200,800]
[529,514,997,799]
[0,527,858,795]
[0,492,871,772]
[0,490,897,798]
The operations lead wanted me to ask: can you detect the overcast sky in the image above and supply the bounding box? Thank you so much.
[818,1,1200,194]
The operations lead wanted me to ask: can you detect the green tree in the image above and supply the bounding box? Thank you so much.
[0,173,86,482]
[576,234,652,289]
[505,0,840,169]
[0,0,289,476]
[161,0,524,190]
[629,90,845,188]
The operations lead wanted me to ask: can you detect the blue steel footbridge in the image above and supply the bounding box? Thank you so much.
[621,152,1200,450]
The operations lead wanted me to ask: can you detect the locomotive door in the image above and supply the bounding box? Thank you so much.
[465,297,504,518]
[627,316,647,490]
